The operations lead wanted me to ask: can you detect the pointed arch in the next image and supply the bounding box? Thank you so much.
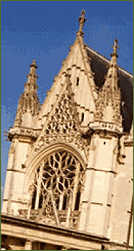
[26,143,87,178]
[22,143,87,229]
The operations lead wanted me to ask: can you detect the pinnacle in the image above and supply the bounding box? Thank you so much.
[104,39,119,87]
[30,59,38,69]
[95,39,122,126]
[109,39,120,69]
[32,59,36,65]
[14,60,40,127]
[111,39,120,58]
[77,10,86,37]
[25,60,39,93]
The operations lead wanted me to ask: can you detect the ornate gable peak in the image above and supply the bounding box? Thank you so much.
[34,74,86,153]
[51,11,97,102]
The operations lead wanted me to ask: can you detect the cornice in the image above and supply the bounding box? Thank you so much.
[1,214,133,250]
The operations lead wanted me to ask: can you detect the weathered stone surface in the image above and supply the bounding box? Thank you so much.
[2,10,133,251]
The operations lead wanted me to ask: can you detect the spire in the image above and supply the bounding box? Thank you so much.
[14,60,40,127]
[77,10,86,37]
[108,39,119,71]
[25,59,38,96]
[106,39,119,92]
[95,39,122,127]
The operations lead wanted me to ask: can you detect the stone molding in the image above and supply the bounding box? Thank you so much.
[1,214,133,250]
[7,126,40,141]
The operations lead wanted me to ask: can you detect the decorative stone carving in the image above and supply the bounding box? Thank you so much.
[77,10,86,37]
[95,40,122,128]
[7,127,39,141]
[14,60,40,127]
[23,150,85,229]
[35,76,86,154]
[14,110,22,126]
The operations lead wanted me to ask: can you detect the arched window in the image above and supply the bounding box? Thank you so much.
[28,151,85,229]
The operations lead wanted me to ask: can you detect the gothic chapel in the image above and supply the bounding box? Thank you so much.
[1,10,133,250]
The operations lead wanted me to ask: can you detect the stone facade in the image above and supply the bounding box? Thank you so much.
[1,10,133,250]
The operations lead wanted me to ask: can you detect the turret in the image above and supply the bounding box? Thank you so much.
[79,40,124,237]
[2,60,40,215]
[14,60,40,128]
[95,39,122,131]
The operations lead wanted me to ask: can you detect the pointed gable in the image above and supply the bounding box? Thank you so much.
[37,36,97,132]
[34,74,86,154]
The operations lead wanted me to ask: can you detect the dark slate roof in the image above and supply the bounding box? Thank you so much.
[86,46,133,133]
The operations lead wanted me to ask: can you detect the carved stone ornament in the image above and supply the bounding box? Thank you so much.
[14,60,40,127]
[95,84,122,126]
[35,78,87,155]
[19,151,85,230]
[95,40,122,128]
[8,127,39,141]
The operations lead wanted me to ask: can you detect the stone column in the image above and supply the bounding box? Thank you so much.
[78,134,99,231]
[25,239,33,250]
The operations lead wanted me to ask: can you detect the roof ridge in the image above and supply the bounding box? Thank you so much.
[85,45,133,78]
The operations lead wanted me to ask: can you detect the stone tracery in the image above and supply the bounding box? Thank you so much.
[24,151,85,229]
[35,78,87,153]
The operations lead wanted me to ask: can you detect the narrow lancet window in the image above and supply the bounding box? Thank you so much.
[81,112,84,122]
[76,77,79,86]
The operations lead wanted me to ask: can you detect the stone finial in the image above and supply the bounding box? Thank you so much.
[30,59,38,69]
[111,39,120,58]
[77,10,86,37]
[32,59,36,65]
[108,39,120,70]
[29,59,38,78]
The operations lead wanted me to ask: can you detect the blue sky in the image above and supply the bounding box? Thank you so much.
[1,1,133,202]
